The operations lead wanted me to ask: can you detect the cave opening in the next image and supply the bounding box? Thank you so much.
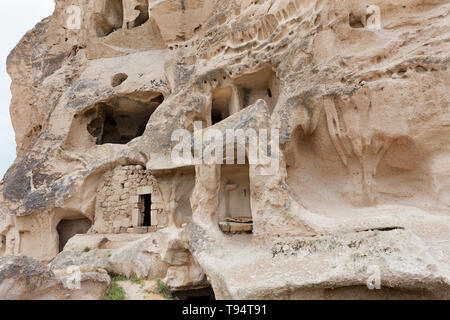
[211,87,232,125]
[234,67,279,113]
[172,287,216,301]
[94,0,150,37]
[211,109,226,125]
[207,66,278,126]
[57,218,92,252]
[86,93,164,145]
[349,13,365,28]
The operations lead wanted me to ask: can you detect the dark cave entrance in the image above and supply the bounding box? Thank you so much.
[57,218,92,252]
[173,287,216,301]
[86,93,164,145]
[211,109,226,125]
[234,66,279,113]
[211,87,232,125]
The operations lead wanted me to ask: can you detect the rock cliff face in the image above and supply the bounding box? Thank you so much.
[1,0,449,299]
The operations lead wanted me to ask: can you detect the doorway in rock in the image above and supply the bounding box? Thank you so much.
[142,194,152,227]
[57,218,92,252]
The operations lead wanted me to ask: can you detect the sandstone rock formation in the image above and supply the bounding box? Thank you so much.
[1,0,449,299]
[0,255,109,300]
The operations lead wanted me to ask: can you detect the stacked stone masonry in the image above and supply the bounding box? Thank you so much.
[93,165,162,233]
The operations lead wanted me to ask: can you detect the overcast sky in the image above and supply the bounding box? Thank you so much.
[0,1,55,179]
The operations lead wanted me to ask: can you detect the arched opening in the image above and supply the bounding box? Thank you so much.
[283,121,351,214]
[57,217,92,252]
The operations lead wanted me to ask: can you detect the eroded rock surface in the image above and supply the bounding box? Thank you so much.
[1,0,449,299]
[0,255,110,300]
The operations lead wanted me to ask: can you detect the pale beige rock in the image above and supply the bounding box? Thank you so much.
[188,228,450,299]
[1,0,449,299]
[50,228,207,290]
[0,255,110,300]
[117,279,167,300]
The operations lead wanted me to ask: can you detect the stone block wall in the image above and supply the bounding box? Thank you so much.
[93,165,157,233]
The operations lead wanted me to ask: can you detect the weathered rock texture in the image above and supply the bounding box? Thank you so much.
[1,0,449,299]
[0,255,110,300]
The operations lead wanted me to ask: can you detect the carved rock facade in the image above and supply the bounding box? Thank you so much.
[0,0,449,299]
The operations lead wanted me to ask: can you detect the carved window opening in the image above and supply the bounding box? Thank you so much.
[234,67,279,113]
[86,94,164,145]
[349,13,365,28]
[207,67,278,126]
[94,0,150,38]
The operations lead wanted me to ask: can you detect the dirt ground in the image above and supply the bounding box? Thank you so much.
[117,280,167,300]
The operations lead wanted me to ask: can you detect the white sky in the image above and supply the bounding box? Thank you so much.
[0,1,55,178]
